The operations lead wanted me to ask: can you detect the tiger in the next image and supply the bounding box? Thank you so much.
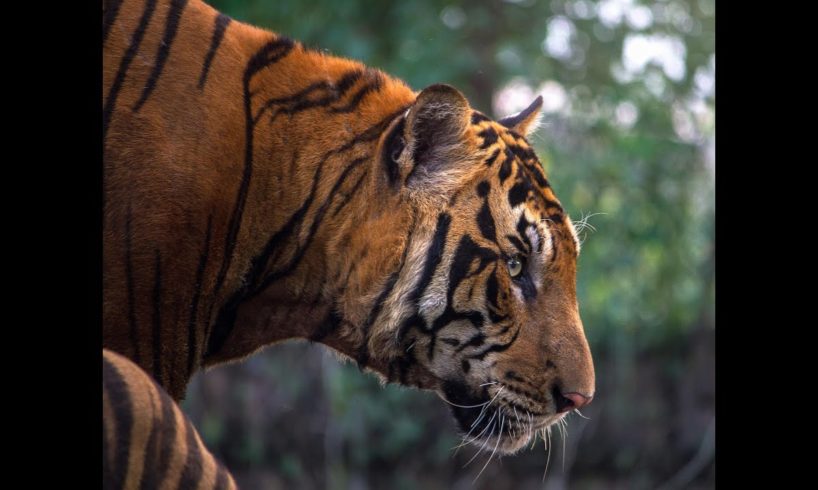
[103,348,237,490]
[103,0,595,485]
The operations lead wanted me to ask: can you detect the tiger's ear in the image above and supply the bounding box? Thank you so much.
[401,84,472,188]
[498,96,543,136]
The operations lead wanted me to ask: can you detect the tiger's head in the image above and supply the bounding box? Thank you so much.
[359,84,595,455]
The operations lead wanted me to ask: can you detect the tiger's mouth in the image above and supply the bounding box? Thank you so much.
[441,380,564,455]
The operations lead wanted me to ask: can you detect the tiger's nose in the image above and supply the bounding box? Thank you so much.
[554,390,593,413]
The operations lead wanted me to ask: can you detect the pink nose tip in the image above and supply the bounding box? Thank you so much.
[556,392,593,413]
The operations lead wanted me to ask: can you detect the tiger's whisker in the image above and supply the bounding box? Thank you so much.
[473,414,505,483]
[464,418,497,468]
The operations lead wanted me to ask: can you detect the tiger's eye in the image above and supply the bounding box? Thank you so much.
[507,256,523,278]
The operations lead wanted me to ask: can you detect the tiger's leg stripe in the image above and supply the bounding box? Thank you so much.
[103,354,155,489]
[102,0,158,141]
[102,0,125,44]
[211,37,294,302]
[103,357,128,488]
[133,0,189,112]
[187,215,213,378]
[144,369,178,489]
[139,381,163,490]
[158,394,190,490]
[152,250,164,387]
[125,204,141,364]
[105,350,238,489]
[178,417,204,489]
[103,355,134,487]
[197,13,232,90]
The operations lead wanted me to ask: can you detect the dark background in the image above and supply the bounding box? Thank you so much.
[180,1,716,488]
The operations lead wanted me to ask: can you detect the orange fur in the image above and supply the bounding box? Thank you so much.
[103,0,594,465]
[103,349,237,489]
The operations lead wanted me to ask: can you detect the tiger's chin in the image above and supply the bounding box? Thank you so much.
[441,380,565,456]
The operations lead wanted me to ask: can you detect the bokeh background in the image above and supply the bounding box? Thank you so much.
[181,1,716,488]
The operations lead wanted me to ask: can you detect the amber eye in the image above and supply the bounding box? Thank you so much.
[507,256,523,278]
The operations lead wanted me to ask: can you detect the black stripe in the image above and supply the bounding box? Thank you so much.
[103,0,158,141]
[486,269,500,310]
[124,205,141,364]
[205,106,406,359]
[198,13,232,90]
[412,213,451,301]
[211,37,295,299]
[244,108,409,297]
[477,127,498,149]
[506,234,527,255]
[508,180,532,208]
[178,417,204,488]
[139,387,162,490]
[396,213,451,342]
[484,148,500,166]
[186,216,213,378]
[254,157,369,291]
[102,0,125,44]
[133,0,189,112]
[330,71,384,113]
[422,234,496,357]
[498,148,514,183]
[103,355,132,489]
[455,333,486,353]
[331,169,368,218]
[355,271,397,365]
[146,378,177,489]
[254,69,364,125]
[356,213,416,364]
[471,111,491,124]
[477,200,497,242]
[152,250,163,385]
[516,216,533,253]
[467,325,522,360]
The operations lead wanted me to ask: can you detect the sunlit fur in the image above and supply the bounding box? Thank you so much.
[102,0,595,477]
[103,349,237,489]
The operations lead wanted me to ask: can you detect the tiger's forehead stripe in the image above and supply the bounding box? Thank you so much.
[471,116,564,217]
[470,112,580,257]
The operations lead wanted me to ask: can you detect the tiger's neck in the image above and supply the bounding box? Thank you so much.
[198,27,421,365]
[103,0,426,399]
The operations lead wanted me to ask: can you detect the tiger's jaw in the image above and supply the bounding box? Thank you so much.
[441,380,565,455]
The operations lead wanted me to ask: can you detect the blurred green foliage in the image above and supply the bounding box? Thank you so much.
[182,1,715,488]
